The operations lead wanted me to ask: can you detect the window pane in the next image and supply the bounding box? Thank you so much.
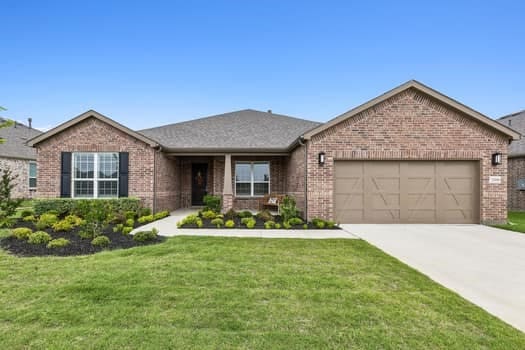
[98,180,118,197]
[74,180,94,197]
[253,183,269,196]
[253,163,269,182]
[99,153,119,179]
[29,163,37,177]
[74,153,94,179]
[236,183,251,196]
[235,163,251,182]
[29,178,37,189]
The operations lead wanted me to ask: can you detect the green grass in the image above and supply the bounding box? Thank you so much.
[0,237,523,349]
[493,211,525,233]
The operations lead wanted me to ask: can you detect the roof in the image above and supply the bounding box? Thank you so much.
[139,109,321,152]
[0,118,42,160]
[303,80,520,141]
[27,110,159,148]
[498,110,525,157]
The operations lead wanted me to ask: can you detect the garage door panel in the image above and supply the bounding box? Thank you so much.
[334,178,362,193]
[407,193,436,209]
[335,193,363,209]
[366,209,401,222]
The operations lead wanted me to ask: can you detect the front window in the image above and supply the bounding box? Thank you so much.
[28,161,37,190]
[72,152,119,198]
[235,162,270,197]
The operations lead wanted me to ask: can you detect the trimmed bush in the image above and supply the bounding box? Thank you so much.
[35,213,58,230]
[312,218,326,229]
[275,223,281,229]
[33,198,141,217]
[288,217,304,225]
[122,226,133,235]
[20,209,34,217]
[138,207,152,217]
[283,221,292,229]
[326,220,336,229]
[28,231,52,245]
[203,194,221,213]
[178,214,202,228]
[47,238,70,249]
[124,211,136,220]
[12,227,32,240]
[242,217,256,229]
[137,215,154,224]
[78,230,94,239]
[256,210,274,222]
[91,235,111,247]
[264,220,275,229]
[22,215,36,222]
[200,210,217,220]
[237,210,253,218]
[225,219,235,228]
[210,218,224,228]
[125,218,135,227]
[153,210,169,220]
[303,224,308,229]
[224,209,237,220]
[52,220,73,232]
[133,228,158,242]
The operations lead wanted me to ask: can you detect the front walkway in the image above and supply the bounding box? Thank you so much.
[131,209,358,239]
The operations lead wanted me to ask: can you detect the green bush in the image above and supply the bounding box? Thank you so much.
[36,213,58,230]
[33,198,141,217]
[279,196,298,223]
[200,210,217,220]
[256,209,274,222]
[210,218,224,228]
[224,219,235,228]
[138,207,152,217]
[28,231,52,244]
[242,217,256,229]
[12,227,32,240]
[203,194,221,213]
[125,218,135,227]
[20,209,34,217]
[52,220,73,232]
[303,224,308,229]
[178,214,201,228]
[283,221,292,229]
[122,226,133,235]
[124,211,136,220]
[133,228,158,242]
[91,235,111,247]
[326,220,336,229]
[264,220,275,229]
[288,217,304,225]
[47,238,70,249]
[78,230,94,239]
[237,210,253,218]
[137,215,154,224]
[22,215,36,222]
[64,215,83,226]
[224,209,237,220]
[275,223,281,229]
[0,168,22,228]
[153,210,169,220]
[312,218,326,229]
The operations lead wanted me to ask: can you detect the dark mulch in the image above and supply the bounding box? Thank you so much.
[1,221,166,257]
[183,215,341,230]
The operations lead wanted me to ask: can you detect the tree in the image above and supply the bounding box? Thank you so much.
[0,106,14,144]
[0,167,22,227]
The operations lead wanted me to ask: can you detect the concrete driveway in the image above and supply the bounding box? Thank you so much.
[342,224,525,332]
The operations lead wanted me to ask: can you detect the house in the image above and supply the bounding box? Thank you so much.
[0,118,42,198]
[498,110,525,211]
[27,80,519,224]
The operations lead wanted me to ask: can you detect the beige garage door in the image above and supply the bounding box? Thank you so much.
[334,161,480,224]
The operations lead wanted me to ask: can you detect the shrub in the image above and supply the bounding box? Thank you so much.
[0,168,22,228]
[200,210,217,220]
[283,221,292,229]
[178,214,201,228]
[113,223,124,233]
[125,218,135,227]
[47,238,70,249]
[133,228,159,242]
[280,195,298,223]
[210,218,224,228]
[78,230,94,239]
[237,210,253,218]
[264,220,275,229]
[64,214,83,226]
[91,235,111,247]
[326,220,336,229]
[33,198,141,217]
[242,217,256,229]
[109,212,126,225]
[274,223,281,229]
[22,215,36,222]
[122,226,133,235]
[312,218,326,229]
[28,231,52,244]
[288,217,304,225]
[303,224,308,229]
[137,215,154,224]
[224,219,235,228]
[20,209,34,217]
[138,207,152,217]
[124,211,136,220]
[203,194,221,213]
[36,213,58,230]
[256,209,274,222]
[224,209,237,220]
[52,220,73,232]
[76,200,107,238]
[153,210,169,220]
[12,227,32,240]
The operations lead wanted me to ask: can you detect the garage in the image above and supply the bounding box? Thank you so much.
[334,160,480,224]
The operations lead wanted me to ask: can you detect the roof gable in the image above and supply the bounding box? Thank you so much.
[27,110,159,147]
[303,80,520,141]
[0,119,42,160]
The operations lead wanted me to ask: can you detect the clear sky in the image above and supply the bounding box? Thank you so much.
[1,0,524,131]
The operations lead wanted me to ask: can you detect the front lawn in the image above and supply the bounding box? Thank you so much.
[0,237,523,349]
[493,211,525,233]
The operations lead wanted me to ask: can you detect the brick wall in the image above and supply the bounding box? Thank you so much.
[0,157,36,199]
[285,145,306,215]
[507,157,525,211]
[35,117,157,208]
[306,88,509,224]
[154,152,180,212]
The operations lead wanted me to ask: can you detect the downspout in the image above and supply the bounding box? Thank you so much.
[298,136,308,220]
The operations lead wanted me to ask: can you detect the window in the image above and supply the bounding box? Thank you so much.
[28,162,37,190]
[235,162,270,197]
[72,152,119,198]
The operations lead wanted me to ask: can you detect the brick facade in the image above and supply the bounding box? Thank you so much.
[0,157,36,199]
[305,88,509,224]
[286,145,306,215]
[507,157,525,211]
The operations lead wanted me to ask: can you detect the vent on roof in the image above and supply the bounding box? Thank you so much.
[267,109,272,114]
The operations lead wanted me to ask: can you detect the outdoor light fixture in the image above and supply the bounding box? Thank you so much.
[318,152,326,165]
[492,152,502,166]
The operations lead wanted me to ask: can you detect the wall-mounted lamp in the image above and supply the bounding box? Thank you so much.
[492,152,502,166]
[318,152,326,165]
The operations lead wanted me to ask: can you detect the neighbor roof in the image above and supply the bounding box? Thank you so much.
[303,80,520,141]
[139,109,321,152]
[498,110,525,157]
[0,118,42,160]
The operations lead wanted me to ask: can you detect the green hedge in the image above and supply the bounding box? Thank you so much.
[33,198,142,217]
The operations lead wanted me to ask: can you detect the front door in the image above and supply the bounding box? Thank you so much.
[191,163,208,206]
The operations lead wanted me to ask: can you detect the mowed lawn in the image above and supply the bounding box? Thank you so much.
[0,234,524,349]
[494,211,525,233]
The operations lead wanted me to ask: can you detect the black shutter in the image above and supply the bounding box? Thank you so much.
[119,152,129,197]
[60,152,72,198]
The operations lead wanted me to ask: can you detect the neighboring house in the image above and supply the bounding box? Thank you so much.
[498,110,525,211]
[0,118,42,198]
[28,80,519,224]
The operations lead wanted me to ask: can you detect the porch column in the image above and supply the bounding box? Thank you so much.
[222,153,233,211]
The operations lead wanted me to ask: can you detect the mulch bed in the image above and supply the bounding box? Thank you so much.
[0,221,166,257]
[182,215,341,230]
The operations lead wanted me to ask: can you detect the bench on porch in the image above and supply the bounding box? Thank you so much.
[259,194,285,213]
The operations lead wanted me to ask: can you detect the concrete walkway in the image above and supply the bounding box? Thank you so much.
[343,224,525,332]
[131,209,358,239]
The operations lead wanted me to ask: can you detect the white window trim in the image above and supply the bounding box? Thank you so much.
[71,152,119,199]
[234,161,270,198]
[28,161,37,190]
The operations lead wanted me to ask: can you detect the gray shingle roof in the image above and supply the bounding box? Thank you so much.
[0,118,42,160]
[139,109,321,152]
[498,110,525,157]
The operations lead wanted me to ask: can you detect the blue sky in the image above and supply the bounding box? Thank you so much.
[1,0,524,130]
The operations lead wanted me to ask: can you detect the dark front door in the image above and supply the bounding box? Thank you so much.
[191,163,208,206]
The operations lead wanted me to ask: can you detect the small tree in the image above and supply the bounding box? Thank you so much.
[0,167,22,227]
[0,106,14,144]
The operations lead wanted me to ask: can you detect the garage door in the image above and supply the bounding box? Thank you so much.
[334,161,480,224]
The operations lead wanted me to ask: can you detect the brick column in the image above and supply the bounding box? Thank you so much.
[222,154,233,211]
